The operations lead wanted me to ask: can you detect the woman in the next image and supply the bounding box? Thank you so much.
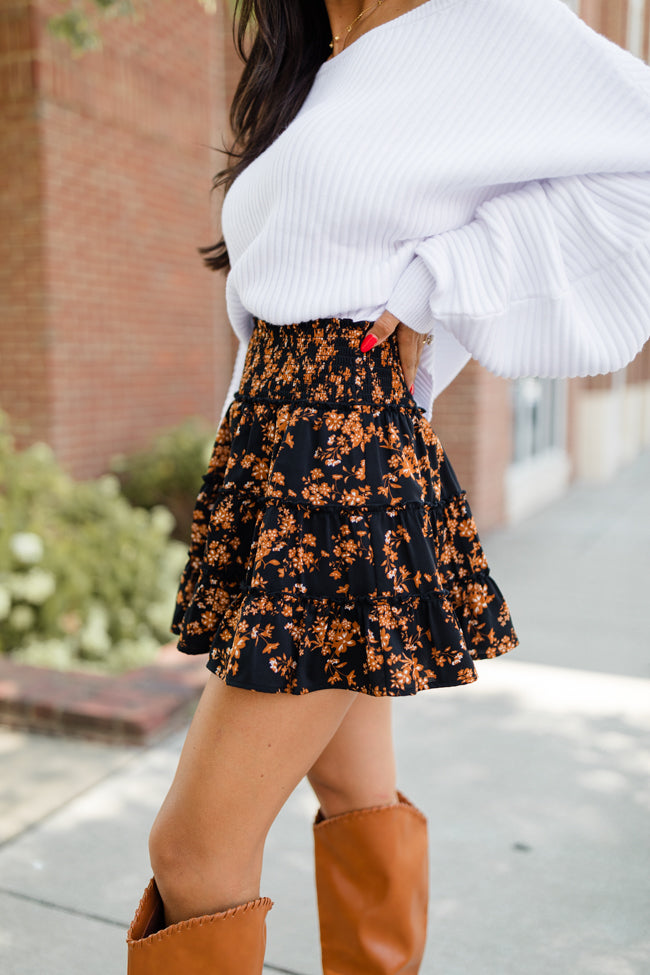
[126,0,650,972]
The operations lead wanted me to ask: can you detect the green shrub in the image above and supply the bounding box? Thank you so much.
[0,412,187,673]
[110,418,214,543]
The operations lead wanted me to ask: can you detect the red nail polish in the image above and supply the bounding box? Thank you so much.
[360,334,378,353]
[409,384,415,395]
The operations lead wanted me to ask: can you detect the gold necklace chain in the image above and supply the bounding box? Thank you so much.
[329,0,387,51]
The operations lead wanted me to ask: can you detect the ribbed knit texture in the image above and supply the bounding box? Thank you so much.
[220,0,650,419]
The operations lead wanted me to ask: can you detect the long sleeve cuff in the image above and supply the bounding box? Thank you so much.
[385,256,437,334]
[412,172,650,379]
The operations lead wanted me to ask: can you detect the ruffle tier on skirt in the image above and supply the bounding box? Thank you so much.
[171,317,519,695]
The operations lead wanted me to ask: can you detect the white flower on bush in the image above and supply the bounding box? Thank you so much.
[10,532,44,565]
[115,606,138,635]
[24,442,55,464]
[16,568,56,605]
[14,637,74,670]
[0,584,11,621]
[150,505,175,537]
[97,474,121,499]
[9,604,36,631]
[79,602,112,658]
[111,635,159,671]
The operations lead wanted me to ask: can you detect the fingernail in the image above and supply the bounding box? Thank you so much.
[360,334,378,353]
[409,384,414,395]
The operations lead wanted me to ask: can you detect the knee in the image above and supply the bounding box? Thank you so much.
[148,808,217,888]
[148,810,194,888]
[148,806,266,922]
[148,804,263,893]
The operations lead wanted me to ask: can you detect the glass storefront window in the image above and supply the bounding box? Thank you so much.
[626,0,646,57]
[512,378,567,464]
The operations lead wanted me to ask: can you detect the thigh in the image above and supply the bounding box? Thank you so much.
[307,693,397,818]
[155,673,356,849]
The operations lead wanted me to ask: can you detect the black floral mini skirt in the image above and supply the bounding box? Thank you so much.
[171,317,518,695]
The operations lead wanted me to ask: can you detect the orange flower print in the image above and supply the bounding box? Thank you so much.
[375,601,398,631]
[301,481,331,506]
[255,528,280,561]
[365,640,385,672]
[342,414,371,448]
[200,609,218,629]
[340,487,368,506]
[205,540,231,567]
[456,668,478,684]
[278,510,297,535]
[467,582,493,616]
[327,618,359,655]
[172,317,519,697]
[458,517,477,539]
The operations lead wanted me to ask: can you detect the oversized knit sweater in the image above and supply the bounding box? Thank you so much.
[220,0,650,420]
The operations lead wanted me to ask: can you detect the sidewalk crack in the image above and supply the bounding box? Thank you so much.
[264,966,310,975]
[0,887,314,975]
[0,886,125,928]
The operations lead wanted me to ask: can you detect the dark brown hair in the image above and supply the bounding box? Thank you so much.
[198,0,332,272]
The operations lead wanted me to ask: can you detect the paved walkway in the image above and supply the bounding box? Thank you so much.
[1,452,649,975]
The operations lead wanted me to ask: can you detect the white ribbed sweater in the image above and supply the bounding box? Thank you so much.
[220,0,650,419]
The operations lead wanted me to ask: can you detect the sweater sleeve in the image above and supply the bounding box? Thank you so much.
[218,339,249,426]
[385,170,650,378]
[386,0,650,380]
[218,274,256,424]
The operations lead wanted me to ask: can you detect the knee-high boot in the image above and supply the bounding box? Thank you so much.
[126,877,273,975]
[313,791,429,974]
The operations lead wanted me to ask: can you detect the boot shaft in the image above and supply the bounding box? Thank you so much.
[126,878,272,975]
[313,792,429,974]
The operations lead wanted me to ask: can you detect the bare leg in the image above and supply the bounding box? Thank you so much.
[308,696,429,973]
[307,693,397,817]
[148,673,355,925]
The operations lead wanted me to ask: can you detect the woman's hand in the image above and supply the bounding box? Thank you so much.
[359,311,430,393]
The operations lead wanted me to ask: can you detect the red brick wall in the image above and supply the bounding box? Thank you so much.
[581,0,630,44]
[431,363,511,530]
[1,0,232,476]
[0,2,51,445]
[627,342,650,383]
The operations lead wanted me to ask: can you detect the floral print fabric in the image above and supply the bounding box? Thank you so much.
[171,318,518,695]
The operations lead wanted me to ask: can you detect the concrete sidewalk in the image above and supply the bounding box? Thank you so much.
[1,453,649,975]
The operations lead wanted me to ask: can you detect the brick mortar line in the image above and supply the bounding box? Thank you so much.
[0,52,36,64]
[0,647,209,744]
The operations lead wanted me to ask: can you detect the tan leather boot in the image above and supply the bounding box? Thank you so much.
[313,792,428,974]
[126,877,273,974]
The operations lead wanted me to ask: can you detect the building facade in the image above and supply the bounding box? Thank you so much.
[1,0,233,475]
[431,0,650,529]
[1,0,649,529]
